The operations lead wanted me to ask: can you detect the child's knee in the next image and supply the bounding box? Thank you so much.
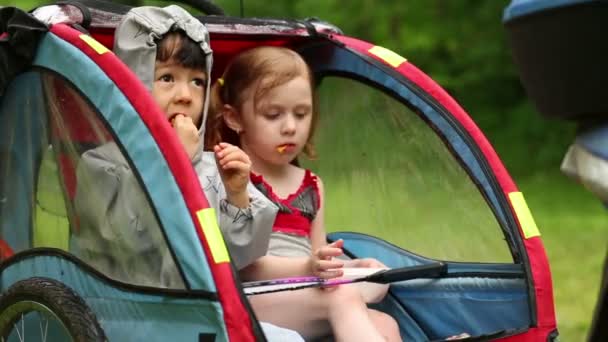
[369,310,400,341]
[352,282,388,303]
[374,311,398,330]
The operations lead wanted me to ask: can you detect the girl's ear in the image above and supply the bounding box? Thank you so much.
[222,104,244,133]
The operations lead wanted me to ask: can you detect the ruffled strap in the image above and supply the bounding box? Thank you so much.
[250,172,264,184]
[301,169,321,210]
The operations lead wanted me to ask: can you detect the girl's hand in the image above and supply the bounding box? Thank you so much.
[309,239,345,279]
[171,114,199,160]
[345,258,388,269]
[214,142,251,208]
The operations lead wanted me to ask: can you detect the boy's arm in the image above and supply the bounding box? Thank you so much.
[74,145,153,252]
[199,152,277,270]
[73,144,181,287]
[214,142,250,208]
[216,192,276,270]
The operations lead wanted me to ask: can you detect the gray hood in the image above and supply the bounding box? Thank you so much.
[114,5,213,138]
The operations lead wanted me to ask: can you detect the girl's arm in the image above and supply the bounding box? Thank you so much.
[309,174,387,270]
[309,175,327,252]
[240,240,347,281]
[239,255,311,281]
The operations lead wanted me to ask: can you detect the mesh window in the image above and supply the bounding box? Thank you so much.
[303,77,512,263]
[0,71,185,288]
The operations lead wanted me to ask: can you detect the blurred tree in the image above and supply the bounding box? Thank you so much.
[212,0,575,175]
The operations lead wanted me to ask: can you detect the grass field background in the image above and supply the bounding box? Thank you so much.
[3,1,606,340]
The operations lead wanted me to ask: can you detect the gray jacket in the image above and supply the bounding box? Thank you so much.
[73,143,277,288]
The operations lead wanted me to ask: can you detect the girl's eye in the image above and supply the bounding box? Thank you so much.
[264,112,280,120]
[159,74,173,82]
[295,111,310,118]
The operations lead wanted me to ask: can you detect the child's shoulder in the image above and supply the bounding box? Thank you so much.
[288,165,320,181]
[295,167,323,192]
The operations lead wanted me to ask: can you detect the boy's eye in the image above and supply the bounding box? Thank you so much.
[192,78,206,87]
[158,74,173,82]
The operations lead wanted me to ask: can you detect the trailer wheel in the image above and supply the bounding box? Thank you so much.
[0,277,106,342]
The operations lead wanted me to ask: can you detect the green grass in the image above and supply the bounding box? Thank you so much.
[0,0,51,9]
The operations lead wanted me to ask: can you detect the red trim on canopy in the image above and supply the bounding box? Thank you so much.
[49,24,257,342]
[0,239,14,260]
[333,34,557,341]
[88,27,114,51]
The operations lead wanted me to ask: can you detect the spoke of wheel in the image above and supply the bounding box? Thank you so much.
[13,313,24,342]
[39,312,49,342]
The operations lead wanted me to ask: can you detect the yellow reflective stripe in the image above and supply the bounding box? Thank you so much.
[368,45,407,68]
[196,208,230,264]
[79,34,110,55]
[508,192,540,239]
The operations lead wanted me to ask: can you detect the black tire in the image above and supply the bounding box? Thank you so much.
[0,277,106,342]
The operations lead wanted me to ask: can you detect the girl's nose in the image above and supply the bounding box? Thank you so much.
[281,115,297,135]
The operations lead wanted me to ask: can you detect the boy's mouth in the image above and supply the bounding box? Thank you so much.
[277,144,296,153]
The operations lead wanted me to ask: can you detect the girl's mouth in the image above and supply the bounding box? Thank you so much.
[277,144,296,153]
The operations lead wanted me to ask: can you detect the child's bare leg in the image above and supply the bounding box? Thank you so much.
[326,287,387,342]
[249,286,393,341]
[368,309,402,342]
[249,288,332,339]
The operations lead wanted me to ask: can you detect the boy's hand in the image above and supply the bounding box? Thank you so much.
[309,239,345,279]
[171,114,199,160]
[214,142,251,208]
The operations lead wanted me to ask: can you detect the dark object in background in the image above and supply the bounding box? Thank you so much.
[503,0,608,121]
[589,253,607,342]
[115,0,225,15]
[114,0,141,6]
